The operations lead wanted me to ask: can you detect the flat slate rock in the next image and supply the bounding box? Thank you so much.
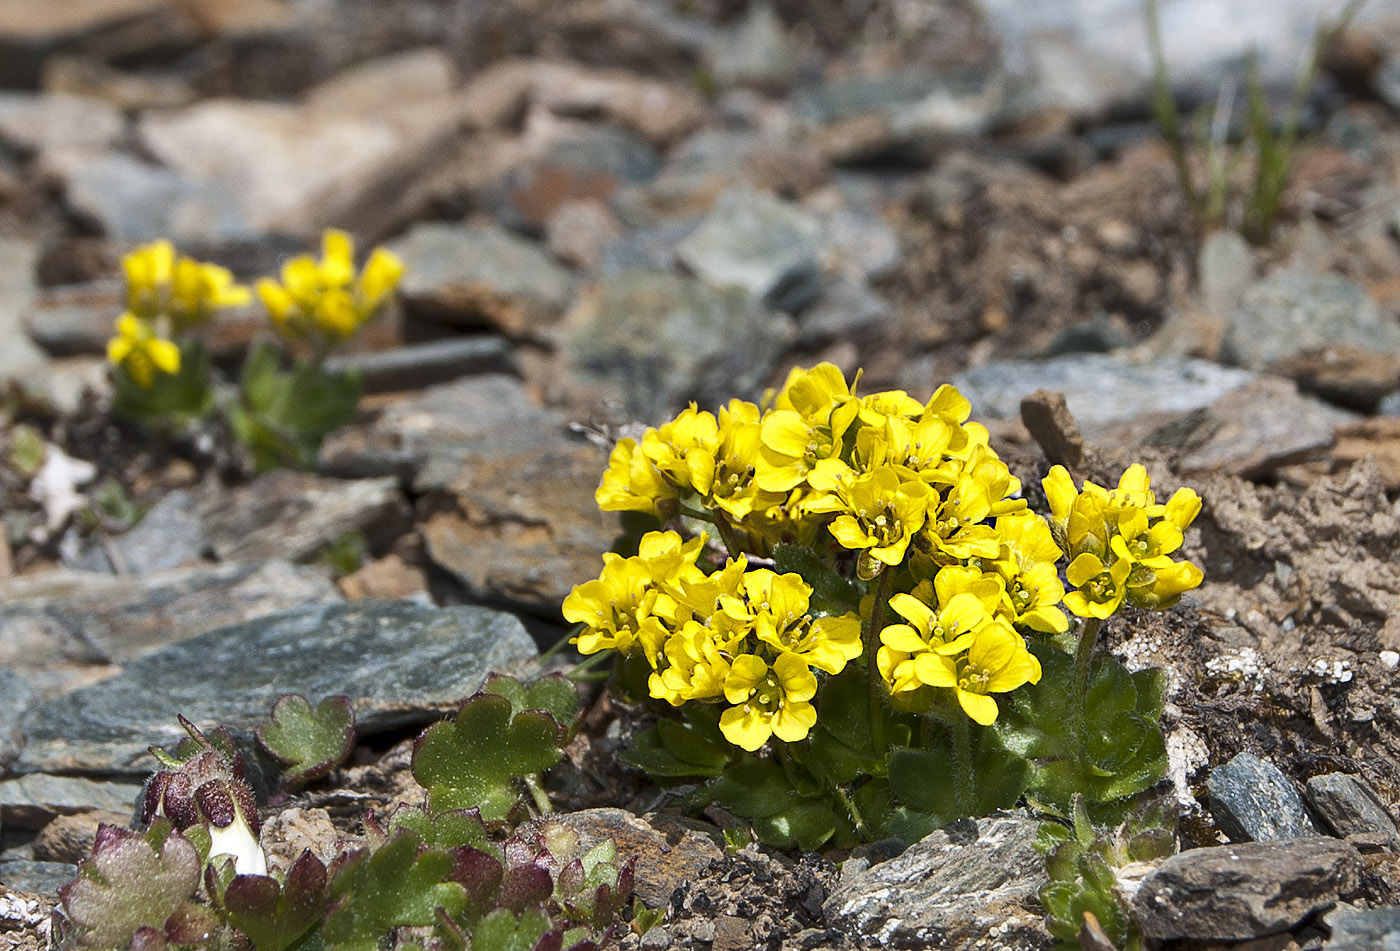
[1132,837,1362,942]
[1223,268,1400,373]
[952,354,1255,435]
[0,774,143,826]
[16,600,539,776]
[200,472,408,563]
[1305,774,1400,852]
[823,815,1050,949]
[0,560,341,666]
[0,670,34,775]
[1207,751,1318,843]
[1324,905,1400,950]
[0,861,77,901]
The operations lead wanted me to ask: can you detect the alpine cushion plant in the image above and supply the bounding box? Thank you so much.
[104,230,405,471]
[58,676,634,951]
[568,363,1205,848]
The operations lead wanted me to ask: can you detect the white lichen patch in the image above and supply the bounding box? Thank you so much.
[1203,646,1267,691]
[1164,724,1210,812]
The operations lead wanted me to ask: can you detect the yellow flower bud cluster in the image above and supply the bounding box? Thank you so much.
[571,363,1205,747]
[107,240,250,387]
[1043,465,1203,616]
[563,530,862,752]
[106,231,403,391]
[257,230,404,346]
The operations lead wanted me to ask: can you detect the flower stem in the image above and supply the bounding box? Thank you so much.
[566,650,613,682]
[1071,616,1102,745]
[523,774,553,815]
[863,570,892,753]
[949,709,974,817]
[538,623,584,665]
[713,517,746,561]
[834,784,870,841]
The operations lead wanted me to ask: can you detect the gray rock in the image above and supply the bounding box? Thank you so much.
[17,600,539,775]
[537,809,724,907]
[599,219,698,275]
[390,223,574,338]
[323,336,515,393]
[199,472,408,564]
[797,278,894,348]
[490,125,662,234]
[1132,838,1362,942]
[420,436,618,614]
[1013,30,1145,118]
[62,153,252,243]
[676,186,823,313]
[1169,376,1355,479]
[0,671,34,776]
[952,354,1256,434]
[0,93,123,157]
[318,375,566,490]
[102,489,208,576]
[561,269,795,423]
[136,85,466,237]
[0,560,341,667]
[820,208,901,283]
[0,775,142,826]
[0,238,45,382]
[1042,314,1135,357]
[0,0,176,87]
[704,2,796,91]
[1223,269,1400,373]
[823,815,1050,949]
[1305,774,1400,852]
[1207,751,1318,843]
[1199,230,1255,319]
[1325,906,1400,950]
[796,70,1001,165]
[0,860,77,900]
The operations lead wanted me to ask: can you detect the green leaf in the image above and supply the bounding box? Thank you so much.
[710,760,797,819]
[111,342,216,426]
[884,728,1030,837]
[383,805,490,852]
[60,821,202,949]
[322,831,467,951]
[772,544,861,617]
[412,693,565,821]
[995,644,1168,819]
[752,798,838,851]
[231,346,361,471]
[479,673,582,733]
[209,851,328,951]
[469,909,553,951]
[256,694,356,788]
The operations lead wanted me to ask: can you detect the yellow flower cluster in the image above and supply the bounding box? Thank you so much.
[1044,465,1203,616]
[257,230,403,346]
[562,530,861,751]
[571,363,1205,746]
[108,240,250,387]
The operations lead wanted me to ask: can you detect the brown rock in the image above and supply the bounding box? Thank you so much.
[337,554,429,602]
[1132,838,1363,942]
[1332,416,1400,491]
[1271,344,1400,412]
[31,810,130,863]
[546,198,622,270]
[1020,388,1085,472]
[530,62,709,148]
[536,808,723,907]
[259,807,345,871]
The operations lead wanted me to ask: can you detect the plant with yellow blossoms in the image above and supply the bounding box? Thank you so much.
[104,231,403,471]
[566,363,1205,849]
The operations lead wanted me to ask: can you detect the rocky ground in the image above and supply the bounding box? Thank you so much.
[3,0,1400,949]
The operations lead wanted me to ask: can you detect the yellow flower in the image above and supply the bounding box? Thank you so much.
[719,570,862,674]
[1127,559,1205,611]
[990,513,1069,633]
[807,464,932,575]
[596,437,677,516]
[107,314,180,388]
[650,621,731,706]
[641,405,720,495]
[257,229,403,344]
[894,621,1041,725]
[122,240,249,330]
[719,653,818,751]
[1063,536,1134,619]
[767,362,854,419]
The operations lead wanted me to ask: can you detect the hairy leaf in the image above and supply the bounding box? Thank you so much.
[322,831,467,951]
[412,693,565,821]
[256,694,356,788]
[60,822,202,949]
